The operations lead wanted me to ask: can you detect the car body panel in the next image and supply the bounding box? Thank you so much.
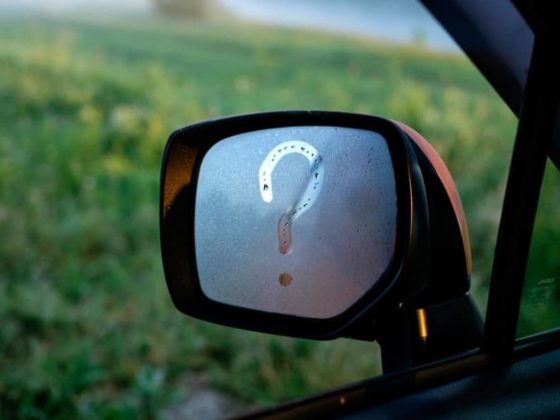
[345,346,560,419]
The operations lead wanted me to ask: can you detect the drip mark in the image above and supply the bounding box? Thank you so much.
[279,272,293,287]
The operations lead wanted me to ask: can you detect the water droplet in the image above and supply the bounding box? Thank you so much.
[279,272,293,287]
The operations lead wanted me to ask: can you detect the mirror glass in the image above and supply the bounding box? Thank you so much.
[195,126,397,319]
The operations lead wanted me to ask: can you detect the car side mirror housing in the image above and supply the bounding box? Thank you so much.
[160,111,480,368]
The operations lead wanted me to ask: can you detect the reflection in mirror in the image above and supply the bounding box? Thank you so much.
[195,126,397,319]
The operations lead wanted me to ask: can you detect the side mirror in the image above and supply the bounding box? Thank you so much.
[160,111,481,369]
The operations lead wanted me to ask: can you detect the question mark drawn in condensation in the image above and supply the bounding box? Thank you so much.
[259,140,324,265]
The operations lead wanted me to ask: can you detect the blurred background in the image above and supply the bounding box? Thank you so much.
[0,0,557,418]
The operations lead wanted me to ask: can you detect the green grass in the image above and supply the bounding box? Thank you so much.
[517,162,560,337]
[1,14,553,418]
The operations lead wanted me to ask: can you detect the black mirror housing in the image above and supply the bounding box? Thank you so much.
[160,111,471,341]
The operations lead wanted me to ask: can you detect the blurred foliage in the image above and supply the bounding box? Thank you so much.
[517,161,560,337]
[151,0,220,20]
[0,14,555,418]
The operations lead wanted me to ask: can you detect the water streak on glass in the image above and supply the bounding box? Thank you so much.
[259,140,324,255]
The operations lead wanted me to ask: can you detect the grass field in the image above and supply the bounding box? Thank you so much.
[0,14,556,418]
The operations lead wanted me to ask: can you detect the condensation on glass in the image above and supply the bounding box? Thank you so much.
[195,126,397,319]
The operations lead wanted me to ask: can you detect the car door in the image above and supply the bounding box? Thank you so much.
[234,1,560,417]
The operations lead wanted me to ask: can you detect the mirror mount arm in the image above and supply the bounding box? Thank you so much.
[345,130,483,370]
[373,131,483,373]
[376,293,483,373]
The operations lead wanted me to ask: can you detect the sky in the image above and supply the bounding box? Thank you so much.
[0,0,457,51]
[0,0,151,13]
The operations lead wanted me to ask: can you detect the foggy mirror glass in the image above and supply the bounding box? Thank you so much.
[195,126,397,319]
